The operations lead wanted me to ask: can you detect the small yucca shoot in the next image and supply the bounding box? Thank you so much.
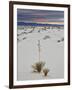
[43,68,49,76]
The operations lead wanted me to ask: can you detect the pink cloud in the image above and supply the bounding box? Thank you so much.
[33,18,48,22]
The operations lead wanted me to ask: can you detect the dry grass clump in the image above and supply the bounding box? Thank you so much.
[32,61,45,73]
[43,68,49,76]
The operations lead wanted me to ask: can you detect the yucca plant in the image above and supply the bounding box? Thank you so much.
[32,61,45,73]
[43,68,49,76]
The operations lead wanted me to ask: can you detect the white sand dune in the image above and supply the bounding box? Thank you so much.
[17,27,64,81]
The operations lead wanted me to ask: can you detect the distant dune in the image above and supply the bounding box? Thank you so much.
[17,22,64,27]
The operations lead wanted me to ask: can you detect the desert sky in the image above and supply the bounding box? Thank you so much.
[17,9,64,25]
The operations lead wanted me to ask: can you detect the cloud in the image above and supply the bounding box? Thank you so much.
[17,9,64,24]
